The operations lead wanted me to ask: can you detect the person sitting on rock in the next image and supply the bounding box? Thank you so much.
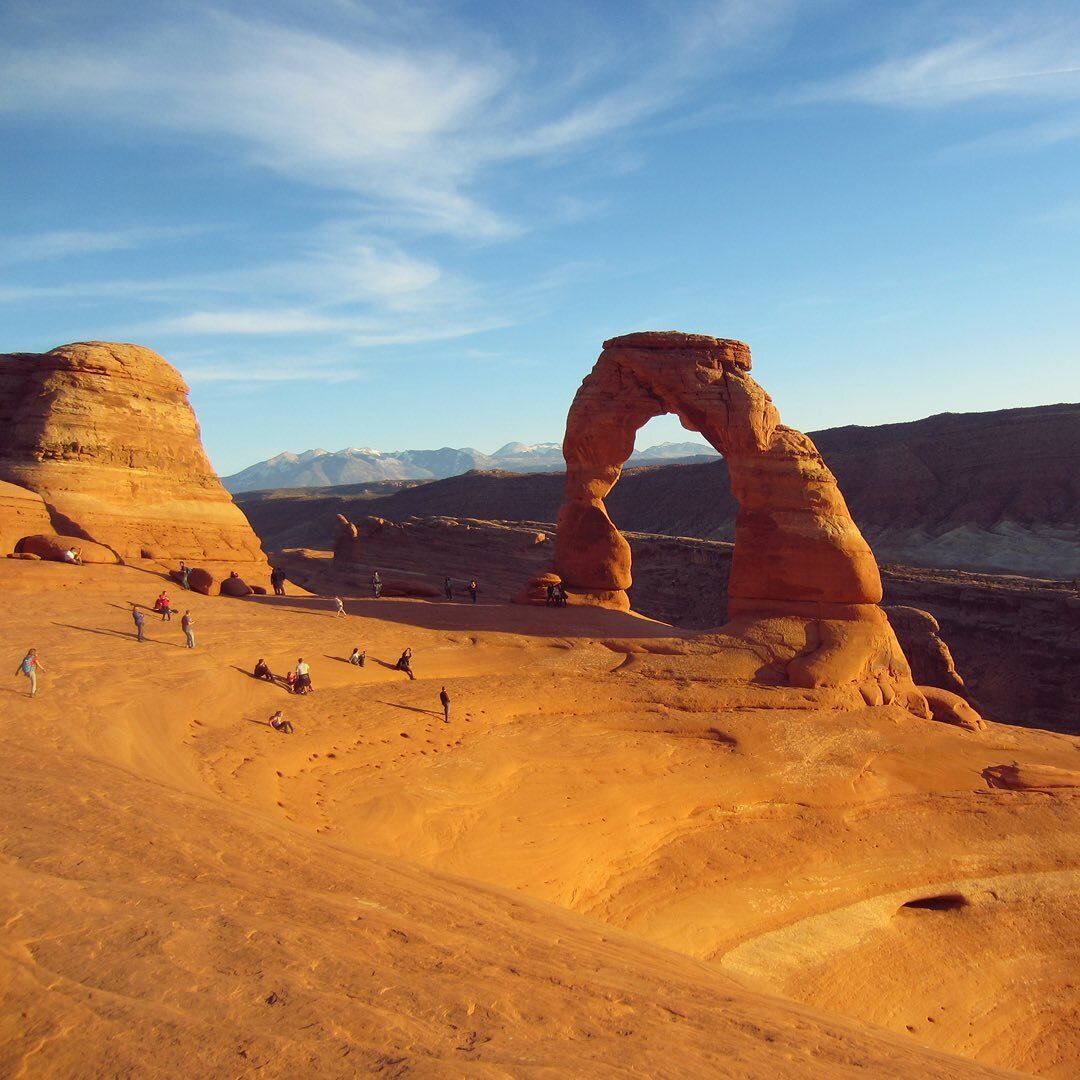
[63,547,81,565]
[285,671,297,693]
[349,647,365,667]
[254,658,274,681]
[396,648,415,680]
[268,710,294,734]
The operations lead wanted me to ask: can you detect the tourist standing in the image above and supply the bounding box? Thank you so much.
[444,576,453,600]
[468,579,478,604]
[371,571,382,598]
[181,610,195,649]
[179,562,191,589]
[333,596,346,617]
[15,648,45,698]
[132,605,145,642]
[440,686,450,723]
[296,657,312,694]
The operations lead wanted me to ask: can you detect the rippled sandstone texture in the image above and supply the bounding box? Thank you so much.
[555,332,923,712]
[0,342,266,565]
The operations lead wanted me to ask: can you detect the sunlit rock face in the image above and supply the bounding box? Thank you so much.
[555,331,922,711]
[0,341,267,565]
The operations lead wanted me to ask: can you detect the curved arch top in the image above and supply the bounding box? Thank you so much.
[553,331,883,618]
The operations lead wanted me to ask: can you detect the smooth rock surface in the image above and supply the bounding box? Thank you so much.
[0,480,53,554]
[16,533,119,565]
[554,332,917,708]
[0,342,268,567]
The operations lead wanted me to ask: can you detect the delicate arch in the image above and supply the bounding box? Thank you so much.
[553,332,882,619]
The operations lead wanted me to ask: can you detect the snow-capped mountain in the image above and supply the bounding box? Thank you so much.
[221,441,718,493]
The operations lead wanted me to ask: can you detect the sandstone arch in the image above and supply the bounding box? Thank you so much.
[555,332,881,617]
[555,332,922,706]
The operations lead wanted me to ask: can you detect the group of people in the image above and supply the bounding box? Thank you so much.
[270,567,287,596]
[252,644,423,693]
[546,582,568,606]
[253,657,313,694]
[132,601,194,647]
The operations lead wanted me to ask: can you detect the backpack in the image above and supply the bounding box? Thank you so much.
[21,656,33,674]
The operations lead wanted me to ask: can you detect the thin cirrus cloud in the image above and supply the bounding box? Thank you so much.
[0,226,208,267]
[799,20,1080,109]
[0,3,799,240]
[146,307,511,347]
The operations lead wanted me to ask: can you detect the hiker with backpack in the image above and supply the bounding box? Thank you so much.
[15,648,45,698]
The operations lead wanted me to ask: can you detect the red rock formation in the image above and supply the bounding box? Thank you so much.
[920,686,987,731]
[556,333,880,615]
[0,480,53,554]
[884,606,966,695]
[0,342,267,567]
[220,575,253,597]
[17,534,119,565]
[186,567,216,596]
[555,332,920,708]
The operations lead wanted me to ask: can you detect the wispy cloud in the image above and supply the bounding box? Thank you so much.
[147,305,509,342]
[0,3,800,242]
[800,18,1080,108]
[0,226,207,266]
[181,362,366,384]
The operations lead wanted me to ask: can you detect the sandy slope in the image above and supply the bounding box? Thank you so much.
[3,561,1075,1077]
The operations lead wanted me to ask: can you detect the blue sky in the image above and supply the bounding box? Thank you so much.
[2,0,1079,476]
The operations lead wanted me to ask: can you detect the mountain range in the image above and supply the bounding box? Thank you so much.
[234,403,1080,579]
[221,441,718,493]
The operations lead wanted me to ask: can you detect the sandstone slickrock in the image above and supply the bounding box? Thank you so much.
[0,480,53,554]
[920,686,987,730]
[555,332,920,709]
[17,534,119,565]
[0,342,267,567]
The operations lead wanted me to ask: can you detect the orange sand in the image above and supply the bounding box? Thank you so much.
[4,559,1075,1077]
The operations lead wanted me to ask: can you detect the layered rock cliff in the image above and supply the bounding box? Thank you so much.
[0,342,266,565]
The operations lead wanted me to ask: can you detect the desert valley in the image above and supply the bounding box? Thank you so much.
[2,337,1079,1080]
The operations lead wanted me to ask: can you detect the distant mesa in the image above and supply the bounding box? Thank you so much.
[0,341,268,568]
